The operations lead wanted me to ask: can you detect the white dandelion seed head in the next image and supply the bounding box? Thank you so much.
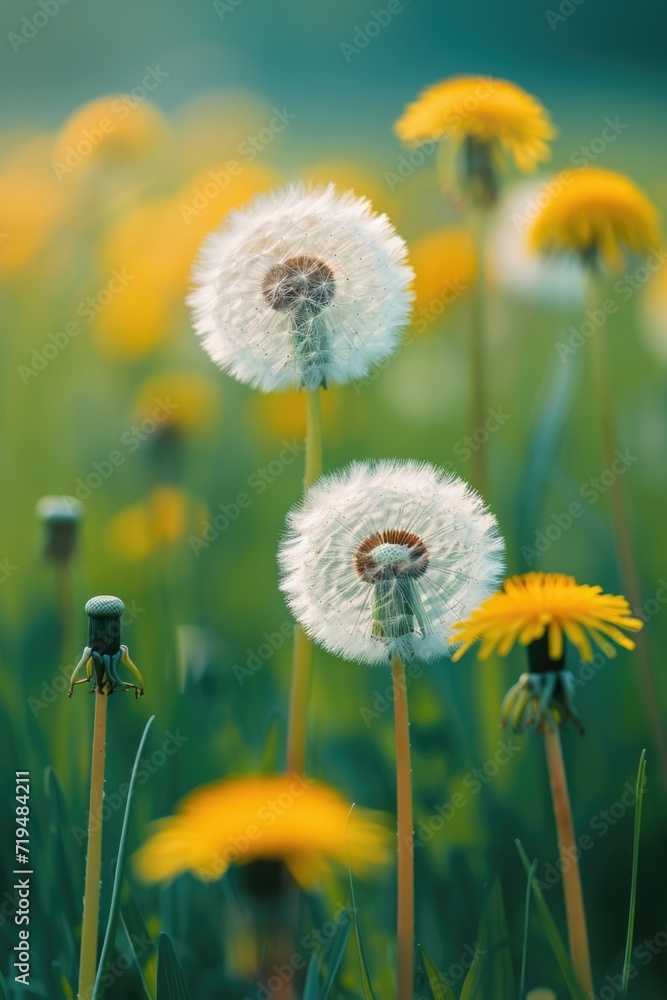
[278,460,505,665]
[188,183,414,392]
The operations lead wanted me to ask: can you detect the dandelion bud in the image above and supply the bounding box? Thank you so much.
[69,595,144,697]
[36,495,82,563]
[85,595,124,658]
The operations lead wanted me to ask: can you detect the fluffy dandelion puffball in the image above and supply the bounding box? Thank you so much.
[529,168,660,270]
[395,75,555,173]
[134,774,391,887]
[188,183,414,392]
[279,460,504,665]
[450,572,643,663]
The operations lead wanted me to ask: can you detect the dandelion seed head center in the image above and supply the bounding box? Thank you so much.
[354,529,429,583]
[261,255,336,314]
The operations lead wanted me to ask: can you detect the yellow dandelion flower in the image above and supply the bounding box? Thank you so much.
[451,572,643,664]
[395,75,555,174]
[106,503,153,562]
[252,388,338,440]
[529,168,660,270]
[92,278,172,358]
[53,95,168,173]
[0,136,67,276]
[410,227,475,327]
[134,774,391,888]
[106,487,193,562]
[133,371,220,435]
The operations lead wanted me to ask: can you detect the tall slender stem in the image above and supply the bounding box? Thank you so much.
[392,655,414,1000]
[543,726,593,997]
[587,274,667,786]
[78,692,107,1000]
[468,211,488,495]
[285,388,323,774]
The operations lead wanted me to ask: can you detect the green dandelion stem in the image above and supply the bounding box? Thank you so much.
[285,387,323,775]
[468,209,488,496]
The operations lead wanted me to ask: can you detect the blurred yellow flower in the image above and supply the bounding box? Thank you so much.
[451,572,643,663]
[133,371,221,435]
[252,388,337,440]
[529,168,660,270]
[53,94,168,177]
[134,774,391,887]
[395,76,555,173]
[302,160,388,214]
[410,228,475,328]
[93,163,281,359]
[0,136,66,276]
[92,278,173,357]
[106,487,195,561]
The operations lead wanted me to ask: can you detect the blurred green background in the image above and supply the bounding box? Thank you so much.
[1,0,667,997]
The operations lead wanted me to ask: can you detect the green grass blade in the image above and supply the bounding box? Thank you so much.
[622,749,647,997]
[460,878,515,1000]
[120,886,157,1000]
[418,944,455,1000]
[91,715,155,1000]
[515,840,586,1000]
[321,915,352,1000]
[156,933,193,1000]
[517,354,580,561]
[303,953,321,1000]
[348,867,377,1000]
[520,858,538,999]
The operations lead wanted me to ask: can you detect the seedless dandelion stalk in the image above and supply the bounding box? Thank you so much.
[78,688,106,1000]
[36,495,83,778]
[68,596,144,1000]
[452,572,644,997]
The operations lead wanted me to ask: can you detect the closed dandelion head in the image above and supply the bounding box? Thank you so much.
[133,774,391,888]
[279,460,505,666]
[69,595,144,698]
[188,183,414,392]
[395,76,555,205]
[36,494,82,563]
[450,572,644,731]
[529,168,660,271]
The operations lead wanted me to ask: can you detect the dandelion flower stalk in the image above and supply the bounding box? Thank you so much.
[396,77,554,494]
[452,572,644,996]
[542,721,593,996]
[280,460,504,996]
[529,167,667,784]
[468,211,488,494]
[189,185,413,774]
[587,273,667,783]
[70,596,144,999]
[392,654,414,1000]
